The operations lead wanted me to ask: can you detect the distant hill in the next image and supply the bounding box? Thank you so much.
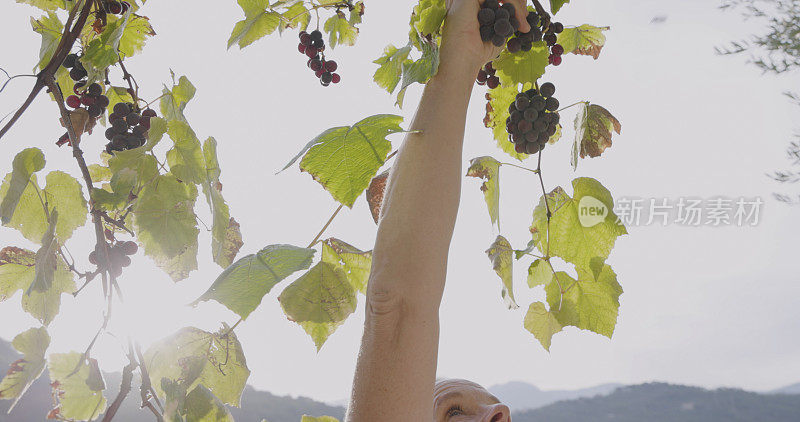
[513,383,800,422]
[488,381,622,410]
[773,383,800,395]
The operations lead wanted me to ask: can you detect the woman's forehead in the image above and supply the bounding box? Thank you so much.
[434,379,496,401]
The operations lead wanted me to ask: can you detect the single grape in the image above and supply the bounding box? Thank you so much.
[551,55,562,66]
[534,119,548,132]
[126,112,141,126]
[113,102,130,115]
[119,241,138,255]
[491,34,506,47]
[551,44,564,56]
[526,142,542,154]
[486,76,500,89]
[507,37,522,53]
[544,33,557,45]
[121,1,130,13]
[478,8,495,25]
[525,131,538,143]
[311,30,323,42]
[526,13,539,27]
[518,120,533,133]
[88,104,103,117]
[139,116,151,130]
[69,66,87,81]
[485,0,499,10]
[300,32,312,46]
[510,110,523,123]
[545,97,559,111]
[521,40,532,51]
[325,60,338,72]
[306,46,318,58]
[515,96,530,110]
[108,1,122,14]
[142,109,157,118]
[66,95,81,108]
[552,22,564,33]
[495,8,510,21]
[298,43,307,54]
[96,95,110,109]
[310,59,323,71]
[523,108,538,122]
[480,25,494,42]
[73,81,86,95]
[531,95,546,111]
[331,73,341,84]
[88,83,102,96]
[111,118,127,131]
[62,53,78,68]
[476,69,488,84]
[321,72,333,84]
[514,143,526,154]
[494,19,512,37]
[315,68,324,78]
[132,125,147,137]
[81,95,96,106]
[540,82,556,97]
[105,127,116,141]
[525,89,538,99]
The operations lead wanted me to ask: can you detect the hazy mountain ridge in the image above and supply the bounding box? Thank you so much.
[488,380,623,410]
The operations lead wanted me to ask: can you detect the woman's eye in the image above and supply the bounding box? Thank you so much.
[446,405,464,417]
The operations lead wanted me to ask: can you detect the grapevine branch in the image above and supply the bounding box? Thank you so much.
[0,0,94,140]
[101,349,137,422]
[135,343,164,417]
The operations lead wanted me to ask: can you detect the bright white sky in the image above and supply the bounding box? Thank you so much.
[1,0,799,405]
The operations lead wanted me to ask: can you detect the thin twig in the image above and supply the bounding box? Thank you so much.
[101,212,134,235]
[135,343,164,413]
[556,101,587,113]
[118,59,140,104]
[500,162,539,174]
[101,354,136,422]
[308,204,344,248]
[0,74,37,95]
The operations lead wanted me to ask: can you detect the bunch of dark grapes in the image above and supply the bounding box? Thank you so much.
[298,30,341,86]
[476,62,500,89]
[103,0,130,14]
[506,12,541,53]
[104,102,156,154]
[89,240,137,278]
[478,0,519,47]
[57,54,111,146]
[506,82,560,154]
[537,13,564,65]
[62,52,88,85]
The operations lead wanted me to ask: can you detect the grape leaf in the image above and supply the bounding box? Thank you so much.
[144,326,250,407]
[302,416,340,422]
[485,235,518,309]
[0,327,50,410]
[466,156,501,228]
[105,86,134,121]
[0,247,76,325]
[493,42,550,87]
[557,24,609,60]
[281,114,404,208]
[279,262,357,349]
[88,164,112,183]
[17,0,66,11]
[278,2,311,33]
[91,168,137,212]
[527,259,553,288]
[83,11,137,71]
[193,245,316,320]
[0,148,45,225]
[365,170,389,224]
[132,174,199,280]
[202,137,243,268]
[410,0,447,38]
[373,44,412,94]
[146,116,169,150]
[48,352,107,421]
[545,259,622,338]
[160,74,196,123]
[550,0,571,15]
[572,103,622,170]
[30,211,58,294]
[184,385,235,422]
[548,123,562,144]
[166,120,206,185]
[321,238,372,294]
[530,178,627,269]
[324,11,358,48]
[523,302,562,351]
[228,0,280,49]
[396,39,440,107]
[484,83,529,160]
[30,12,63,72]
[117,14,156,58]
[107,146,159,183]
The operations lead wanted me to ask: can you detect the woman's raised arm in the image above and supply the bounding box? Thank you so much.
[346,1,529,421]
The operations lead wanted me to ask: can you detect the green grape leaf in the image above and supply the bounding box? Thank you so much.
[279,2,310,33]
[396,39,440,107]
[279,262,357,350]
[514,238,537,260]
[410,0,447,38]
[493,42,550,86]
[48,352,107,421]
[0,148,45,225]
[117,14,156,58]
[523,301,562,351]
[202,137,243,268]
[302,416,340,422]
[466,156,501,228]
[146,116,169,150]
[161,378,188,422]
[132,174,199,281]
[282,114,404,208]
[527,259,553,288]
[83,11,136,71]
[0,247,76,325]
[324,11,358,48]
[321,238,372,294]
[107,146,159,184]
[166,120,206,185]
[484,83,528,160]
[545,259,622,338]
[550,0,571,15]
[144,326,250,407]
[160,74,196,123]
[91,168,137,212]
[184,385,235,422]
[30,211,58,294]
[530,178,627,269]
[88,164,112,183]
[17,0,66,11]
[349,1,365,25]
[572,103,622,170]
[0,327,50,410]
[193,245,316,320]
[373,44,412,94]
[557,24,609,60]
[30,12,63,72]
[485,235,518,309]
[228,0,280,49]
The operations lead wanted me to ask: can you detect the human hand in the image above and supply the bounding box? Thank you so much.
[440,0,532,72]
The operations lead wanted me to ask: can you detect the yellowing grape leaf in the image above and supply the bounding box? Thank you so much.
[321,238,372,294]
[373,44,412,94]
[228,0,280,49]
[557,24,609,60]
[410,0,447,38]
[485,235,518,309]
[279,2,311,33]
[572,103,622,170]
[324,11,358,48]
[117,14,156,58]
[48,352,107,421]
[281,114,404,208]
[545,259,623,338]
[484,83,528,160]
[0,327,50,410]
[0,148,45,225]
[193,244,315,319]
[523,302,561,351]
[466,156,501,228]
[493,42,550,87]
[202,137,243,268]
[30,211,58,294]
[30,12,63,72]
[144,327,250,407]
[83,11,138,71]
[365,170,389,224]
[530,178,627,269]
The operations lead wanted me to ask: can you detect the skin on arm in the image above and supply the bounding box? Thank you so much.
[346,1,529,421]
